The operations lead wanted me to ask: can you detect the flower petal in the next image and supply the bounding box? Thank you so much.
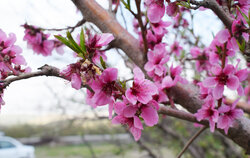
[141,106,158,127]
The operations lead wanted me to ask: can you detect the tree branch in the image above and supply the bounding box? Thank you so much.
[177,126,207,158]
[71,0,250,153]
[135,0,148,54]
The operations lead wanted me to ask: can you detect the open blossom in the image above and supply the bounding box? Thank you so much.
[162,65,187,89]
[203,64,240,99]
[112,94,159,141]
[195,97,219,132]
[170,41,183,56]
[145,0,165,23]
[144,43,169,80]
[126,67,158,105]
[232,20,249,42]
[84,31,114,64]
[235,0,250,24]
[144,30,163,50]
[88,68,118,107]
[112,101,143,141]
[151,20,171,35]
[0,29,29,78]
[23,24,54,56]
[61,62,82,90]
[217,99,244,134]
[209,29,238,63]
[0,29,29,109]
[166,2,179,16]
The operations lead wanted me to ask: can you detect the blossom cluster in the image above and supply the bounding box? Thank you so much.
[194,28,248,133]
[3,0,248,141]
[23,24,64,56]
[142,0,249,134]
[0,29,30,108]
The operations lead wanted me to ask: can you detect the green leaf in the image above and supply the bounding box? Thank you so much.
[119,80,126,89]
[66,31,84,54]
[127,0,130,9]
[177,2,190,8]
[237,39,246,52]
[236,6,250,26]
[100,56,106,69]
[54,35,79,53]
[80,28,87,53]
[120,0,129,9]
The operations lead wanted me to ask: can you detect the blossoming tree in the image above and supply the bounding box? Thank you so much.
[0,0,249,157]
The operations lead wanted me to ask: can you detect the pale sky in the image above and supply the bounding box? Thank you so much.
[0,0,223,125]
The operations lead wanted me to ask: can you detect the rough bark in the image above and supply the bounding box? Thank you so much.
[71,0,250,154]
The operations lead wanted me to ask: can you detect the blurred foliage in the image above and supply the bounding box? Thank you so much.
[0,116,248,157]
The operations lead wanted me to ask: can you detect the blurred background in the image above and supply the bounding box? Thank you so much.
[0,0,247,157]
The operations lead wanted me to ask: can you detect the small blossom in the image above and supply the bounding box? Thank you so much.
[195,97,219,132]
[83,32,114,64]
[126,67,158,105]
[170,41,183,56]
[203,64,240,99]
[23,24,54,56]
[112,101,143,141]
[145,0,165,23]
[144,43,169,80]
[88,68,118,107]
[217,99,244,134]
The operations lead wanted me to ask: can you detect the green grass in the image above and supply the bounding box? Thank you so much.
[35,143,134,158]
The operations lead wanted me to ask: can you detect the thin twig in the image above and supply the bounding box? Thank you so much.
[177,126,207,158]
[42,18,86,33]
[135,0,148,54]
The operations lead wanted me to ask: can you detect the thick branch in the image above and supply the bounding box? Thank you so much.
[71,0,146,70]
[72,0,250,153]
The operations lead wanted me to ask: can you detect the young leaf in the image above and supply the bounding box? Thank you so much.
[80,28,87,53]
[66,31,84,54]
[100,56,106,69]
[54,35,79,53]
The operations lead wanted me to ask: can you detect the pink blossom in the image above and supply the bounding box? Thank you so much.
[209,29,238,63]
[195,97,219,132]
[234,65,248,96]
[146,0,165,23]
[84,32,114,64]
[197,82,213,101]
[126,67,158,105]
[140,103,159,126]
[217,99,244,134]
[112,101,143,141]
[170,41,183,56]
[232,20,249,42]
[89,68,118,107]
[144,43,169,80]
[166,2,179,16]
[23,24,54,56]
[61,62,82,90]
[203,64,240,99]
[0,29,28,78]
[235,0,250,24]
[53,39,65,55]
[151,20,171,35]
[144,30,163,50]
[162,65,187,89]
